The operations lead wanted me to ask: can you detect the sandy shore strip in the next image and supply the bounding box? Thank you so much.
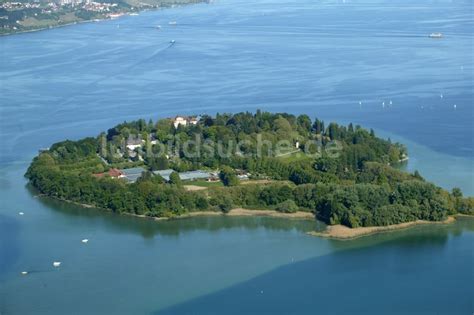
[228,208,314,219]
[175,208,315,220]
[308,216,456,240]
[35,195,314,221]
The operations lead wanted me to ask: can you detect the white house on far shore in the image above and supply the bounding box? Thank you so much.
[126,136,144,151]
[173,116,199,128]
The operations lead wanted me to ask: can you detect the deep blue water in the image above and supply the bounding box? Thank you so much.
[0,0,473,314]
[159,220,474,315]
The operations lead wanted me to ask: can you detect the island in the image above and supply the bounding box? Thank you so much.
[26,111,474,237]
[0,0,207,36]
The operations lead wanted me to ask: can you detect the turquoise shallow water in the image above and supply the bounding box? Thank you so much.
[0,0,473,314]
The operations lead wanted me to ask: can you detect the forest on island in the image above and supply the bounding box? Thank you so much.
[26,111,473,227]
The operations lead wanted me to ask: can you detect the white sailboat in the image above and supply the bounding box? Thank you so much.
[429,32,443,38]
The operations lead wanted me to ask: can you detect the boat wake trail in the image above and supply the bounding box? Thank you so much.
[45,41,175,118]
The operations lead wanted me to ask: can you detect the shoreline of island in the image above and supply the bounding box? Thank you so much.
[35,193,315,221]
[172,208,316,220]
[27,112,473,240]
[35,193,473,240]
[308,216,457,240]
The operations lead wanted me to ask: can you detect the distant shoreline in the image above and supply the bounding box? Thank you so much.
[308,216,457,240]
[1,18,100,37]
[0,1,206,37]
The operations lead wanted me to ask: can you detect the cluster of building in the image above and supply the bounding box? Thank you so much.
[83,2,119,13]
[93,167,220,184]
[58,0,90,6]
[0,2,41,10]
[0,0,120,14]
[119,116,199,159]
[93,167,147,183]
[173,115,200,128]
[153,169,219,182]
[92,115,252,184]
[93,167,251,184]
[56,0,120,12]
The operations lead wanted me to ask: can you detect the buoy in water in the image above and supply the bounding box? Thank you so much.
[53,261,61,268]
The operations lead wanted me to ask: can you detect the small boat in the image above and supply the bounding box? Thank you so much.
[170,40,176,44]
[453,104,457,109]
[19,212,24,216]
[429,32,443,38]
[82,239,89,243]
[156,25,161,29]
[21,271,28,275]
[53,261,61,268]
[169,21,177,25]
[130,13,139,16]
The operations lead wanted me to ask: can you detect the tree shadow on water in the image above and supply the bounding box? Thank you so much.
[26,184,321,239]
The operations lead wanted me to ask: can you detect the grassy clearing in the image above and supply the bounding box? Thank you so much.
[276,151,313,164]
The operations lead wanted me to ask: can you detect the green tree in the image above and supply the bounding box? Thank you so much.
[297,114,312,133]
[452,187,463,198]
[274,116,293,139]
[169,171,182,186]
[218,195,233,213]
[275,199,299,213]
[219,166,239,186]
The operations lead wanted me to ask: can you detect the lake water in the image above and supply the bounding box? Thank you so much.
[0,0,473,314]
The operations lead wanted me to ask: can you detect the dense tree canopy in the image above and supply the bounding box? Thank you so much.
[26,111,473,227]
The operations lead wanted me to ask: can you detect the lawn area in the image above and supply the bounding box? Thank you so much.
[276,150,313,164]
